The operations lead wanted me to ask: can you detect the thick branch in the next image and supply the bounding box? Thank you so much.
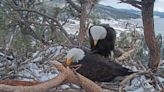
[51,60,103,92]
[0,73,66,92]
[78,2,87,45]
[0,60,103,92]
[141,0,160,72]
[0,80,39,86]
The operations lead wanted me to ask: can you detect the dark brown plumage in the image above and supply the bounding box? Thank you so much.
[88,24,116,57]
[76,52,133,82]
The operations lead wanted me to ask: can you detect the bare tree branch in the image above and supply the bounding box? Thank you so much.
[0,60,103,92]
[12,6,74,44]
[116,48,136,61]
[51,60,103,92]
[119,70,150,92]
[0,80,39,86]
[24,21,50,26]
[0,72,66,92]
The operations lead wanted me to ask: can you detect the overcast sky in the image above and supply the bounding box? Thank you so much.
[99,0,164,12]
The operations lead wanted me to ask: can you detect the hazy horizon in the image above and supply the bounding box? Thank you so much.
[99,0,164,12]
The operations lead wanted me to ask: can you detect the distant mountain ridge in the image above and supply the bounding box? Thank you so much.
[118,9,164,18]
[46,0,164,19]
[93,4,164,19]
[92,4,140,19]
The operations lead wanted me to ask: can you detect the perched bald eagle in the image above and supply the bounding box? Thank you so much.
[66,48,133,82]
[88,24,116,57]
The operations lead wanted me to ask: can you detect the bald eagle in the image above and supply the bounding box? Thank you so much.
[65,48,133,82]
[88,24,116,57]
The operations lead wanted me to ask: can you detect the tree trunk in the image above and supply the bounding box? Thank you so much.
[141,0,160,72]
[78,3,87,46]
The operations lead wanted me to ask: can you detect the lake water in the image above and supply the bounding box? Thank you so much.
[124,18,164,47]
[127,18,164,37]
[127,18,164,57]
[155,18,164,37]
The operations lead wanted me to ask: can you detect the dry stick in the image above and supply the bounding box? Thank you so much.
[51,60,103,92]
[0,80,39,86]
[0,72,66,92]
[119,70,150,92]
[137,60,147,70]
[71,68,83,92]
[0,60,102,92]
[137,59,164,90]
[116,48,136,61]
[148,71,164,91]
[98,82,119,91]
[66,71,103,92]
[62,89,82,92]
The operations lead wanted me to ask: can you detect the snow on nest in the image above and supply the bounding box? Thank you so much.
[19,46,64,81]
[158,76,164,83]
[20,62,58,81]
[32,46,64,63]
[159,60,164,69]
[113,27,128,32]
[125,76,155,92]
[127,87,147,92]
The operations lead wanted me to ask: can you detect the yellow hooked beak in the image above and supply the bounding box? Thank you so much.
[66,58,73,66]
[93,40,98,46]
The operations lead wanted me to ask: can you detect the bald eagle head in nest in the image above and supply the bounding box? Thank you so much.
[88,24,116,58]
[65,48,134,82]
[66,48,85,66]
[89,25,107,46]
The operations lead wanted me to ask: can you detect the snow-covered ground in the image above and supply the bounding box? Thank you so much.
[64,18,144,37]
[19,63,58,81]
[17,46,65,81]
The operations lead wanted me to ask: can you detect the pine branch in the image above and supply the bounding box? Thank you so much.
[11,6,74,44]
[65,0,82,12]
